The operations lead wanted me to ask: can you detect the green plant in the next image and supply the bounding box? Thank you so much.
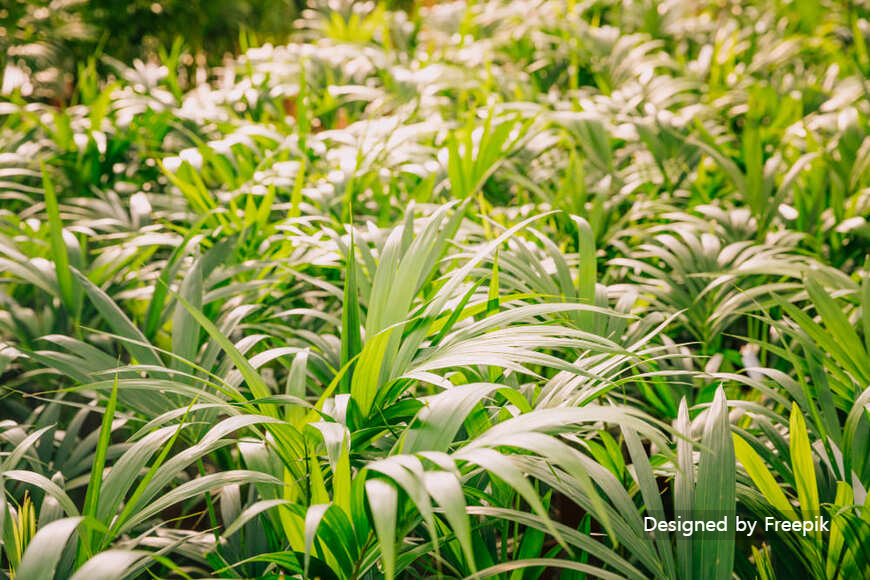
[2,0,870,577]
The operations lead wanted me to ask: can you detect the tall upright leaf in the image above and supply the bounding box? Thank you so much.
[41,162,80,318]
[692,387,735,580]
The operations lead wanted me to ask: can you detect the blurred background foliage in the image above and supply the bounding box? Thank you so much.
[1,0,300,100]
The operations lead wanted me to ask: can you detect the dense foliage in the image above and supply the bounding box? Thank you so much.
[2,0,870,578]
